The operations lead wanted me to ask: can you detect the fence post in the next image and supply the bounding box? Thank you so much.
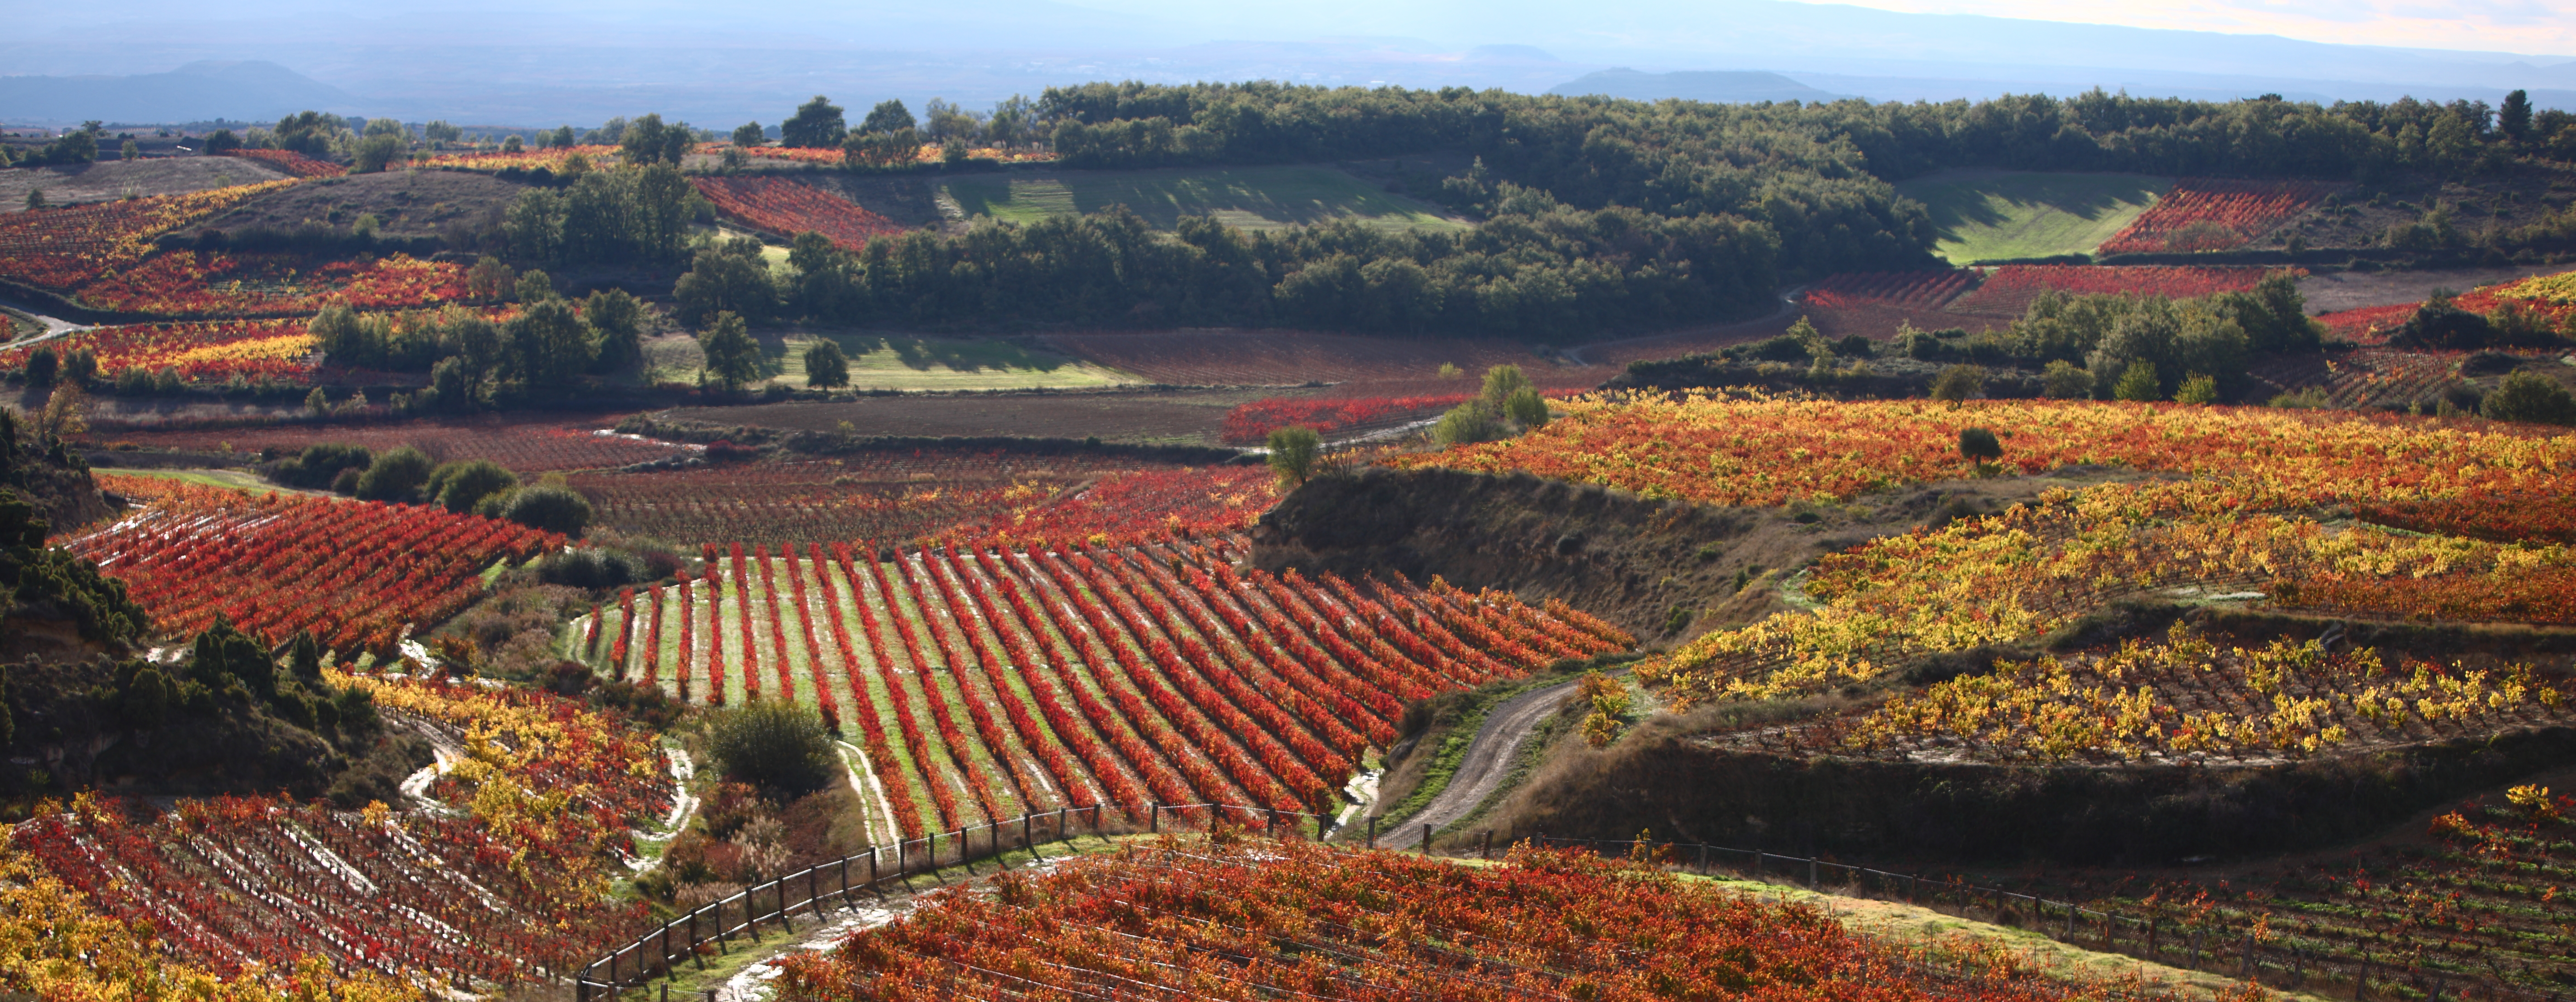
[840,858,851,906]
[688,911,702,968]
[2064,901,2075,940]
[775,881,793,934]
[1366,815,1376,850]
[1150,803,1161,833]
[2240,931,2254,981]
[897,839,906,879]
[2356,956,2370,1002]
[1807,856,1816,889]
[1421,823,1432,855]
[1024,812,1033,853]
[810,868,823,918]
[1695,843,1706,871]
[1482,830,1493,860]
[1268,807,1279,839]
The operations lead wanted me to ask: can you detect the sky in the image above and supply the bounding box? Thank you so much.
[1800,0,2576,56]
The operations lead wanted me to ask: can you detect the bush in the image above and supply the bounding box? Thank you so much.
[2483,371,2576,426]
[2174,372,2220,405]
[1479,365,1531,409]
[423,459,518,514]
[1503,387,1550,429]
[491,485,594,537]
[353,446,436,502]
[1432,401,1503,445]
[2112,359,2161,402]
[1265,426,1321,486]
[536,548,648,590]
[705,700,836,795]
[269,443,373,490]
[2268,386,2330,409]
[2041,360,2092,399]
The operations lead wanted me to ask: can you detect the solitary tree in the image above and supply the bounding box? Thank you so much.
[1957,426,2003,467]
[2501,89,2534,142]
[1928,364,1985,407]
[499,485,594,537]
[699,311,763,393]
[1266,426,1322,486]
[732,122,766,147]
[802,338,850,389]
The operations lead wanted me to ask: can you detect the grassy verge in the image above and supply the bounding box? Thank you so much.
[93,467,294,495]
[1896,170,2169,264]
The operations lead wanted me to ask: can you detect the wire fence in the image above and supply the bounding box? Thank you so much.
[575,804,2552,1002]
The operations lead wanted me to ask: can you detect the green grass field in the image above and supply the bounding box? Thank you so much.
[94,467,296,495]
[1896,171,2170,264]
[776,334,1139,391]
[941,166,1467,233]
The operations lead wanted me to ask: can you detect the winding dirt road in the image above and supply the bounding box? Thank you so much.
[1405,680,1580,834]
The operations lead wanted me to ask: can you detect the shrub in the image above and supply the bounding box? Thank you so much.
[1479,365,1531,409]
[1265,426,1321,486]
[423,459,519,514]
[353,446,436,503]
[705,700,836,795]
[492,485,593,537]
[1432,401,1503,445]
[269,443,373,490]
[2483,371,2576,426]
[2112,359,2161,401]
[2174,372,2220,405]
[2268,386,2330,409]
[1503,387,1550,429]
[2041,360,2092,399]
[536,548,649,590]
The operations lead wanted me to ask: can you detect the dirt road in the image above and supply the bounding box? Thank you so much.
[1406,680,1579,834]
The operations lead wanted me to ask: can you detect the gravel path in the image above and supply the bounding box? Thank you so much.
[1406,680,1579,834]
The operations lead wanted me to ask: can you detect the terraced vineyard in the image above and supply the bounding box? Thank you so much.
[574,539,1629,839]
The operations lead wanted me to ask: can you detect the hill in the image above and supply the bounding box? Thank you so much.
[939,165,1467,233]
[1548,68,1854,104]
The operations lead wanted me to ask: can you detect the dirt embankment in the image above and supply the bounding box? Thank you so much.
[1251,465,2133,644]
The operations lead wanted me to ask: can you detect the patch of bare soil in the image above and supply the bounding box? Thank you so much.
[2298,263,2572,314]
[666,387,1307,446]
[182,170,530,240]
[0,157,290,211]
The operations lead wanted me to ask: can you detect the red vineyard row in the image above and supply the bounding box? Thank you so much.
[2097,178,2335,254]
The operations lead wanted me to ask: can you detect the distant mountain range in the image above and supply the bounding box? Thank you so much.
[1550,69,1853,104]
[0,0,2570,128]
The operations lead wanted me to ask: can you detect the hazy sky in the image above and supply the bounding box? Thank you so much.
[1803,0,2576,55]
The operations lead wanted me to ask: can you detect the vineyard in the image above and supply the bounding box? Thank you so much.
[574,537,1627,837]
[690,176,911,248]
[2247,347,2463,409]
[71,484,564,651]
[1800,270,1979,311]
[573,461,1277,547]
[69,251,475,317]
[0,180,299,291]
[0,319,315,382]
[1943,265,2278,317]
[413,145,624,173]
[1220,393,1475,444]
[776,838,2187,1002]
[2313,269,2576,343]
[2095,178,2335,254]
[219,149,349,179]
[5,672,670,986]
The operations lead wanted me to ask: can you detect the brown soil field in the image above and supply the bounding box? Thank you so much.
[182,170,530,239]
[2296,263,2573,314]
[78,412,675,472]
[1043,329,1610,390]
[0,157,289,211]
[667,387,1319,446]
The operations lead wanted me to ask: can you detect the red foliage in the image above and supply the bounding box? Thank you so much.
[219,148,348,179]
[1949,265,2279,316]
[689,176,909,248]
[1802,270,1978,310]
[2098,178,2335,254]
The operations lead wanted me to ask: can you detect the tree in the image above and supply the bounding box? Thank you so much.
[23,189,42,210]
[1432,401,1502,445]
[922,98,983,143]
[354,446,436,503]
[2041,360,2091,399]
[361,118,406,139]
[2174,372,2220,405]
[1266,426,1322,486]
[1480,364,1532,409]
[354,134,405,173]
[586,289,645,373]
[732,122,766,147]
[802,338,850,388]
[423,460,518,513]
[499,485,594,536]
[36,383,87,441]
[705,700,835,795]
[120,139,140,161]
[1957,426,2002,465]
[2113,359,2161,401]
[841,127,918,169]
[699,311,763,393]
[23,347,56,388]
[422,120,463,147]
[1928,364,1985,406]
[544,125,576,149]
[2502,90,2534,142]
[203,129,242,154]
[671,242,780,324]
[515,269,557,302]
[860,100,916,135]
[273,112,343,157]
[501,134,524,154]
[2483,371,2576,426]
[507,298,598,387]
[781,96,847,148]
